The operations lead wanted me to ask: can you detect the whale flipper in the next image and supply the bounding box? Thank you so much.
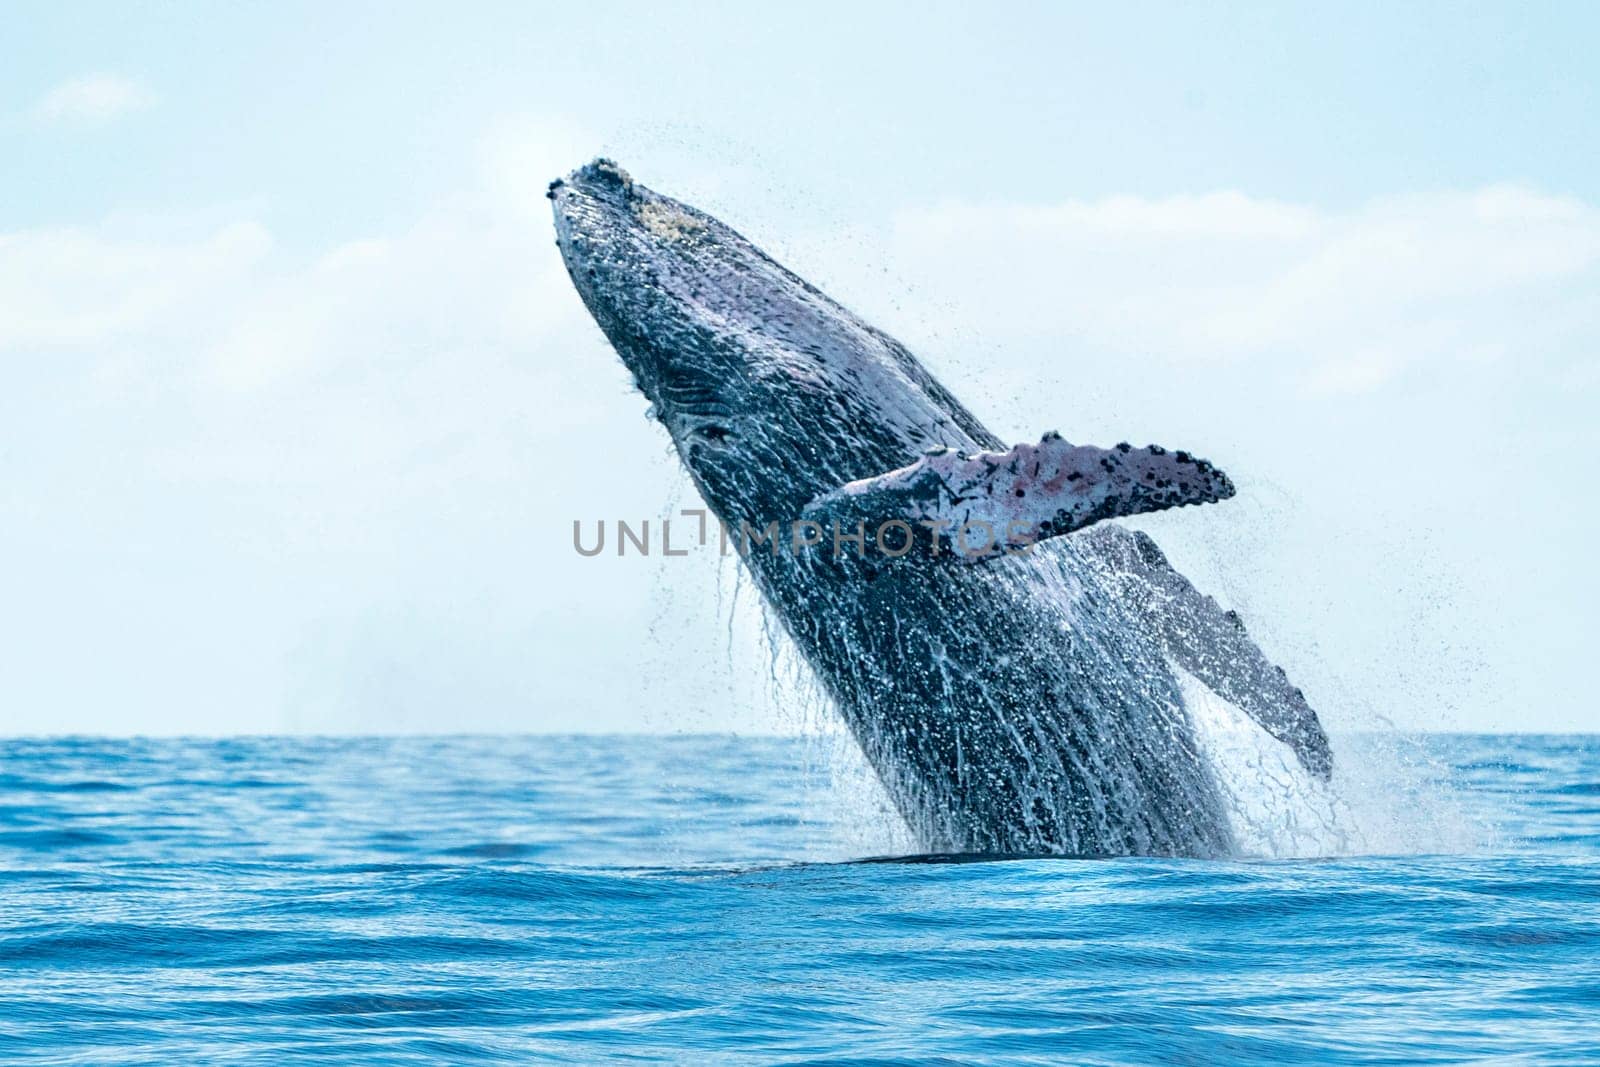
[1090,525,1334,779]
[804,433,1235,561]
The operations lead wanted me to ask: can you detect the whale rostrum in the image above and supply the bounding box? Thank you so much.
[552,158,1331,857]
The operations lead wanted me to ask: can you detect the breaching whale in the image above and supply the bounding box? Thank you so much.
[551,159,1330,857]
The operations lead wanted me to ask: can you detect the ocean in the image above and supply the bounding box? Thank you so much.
[1,733,1596,1064]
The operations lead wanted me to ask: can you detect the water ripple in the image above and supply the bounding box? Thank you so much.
[0,734,1595,1063]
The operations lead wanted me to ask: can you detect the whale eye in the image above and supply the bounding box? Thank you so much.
[693,424,731,444]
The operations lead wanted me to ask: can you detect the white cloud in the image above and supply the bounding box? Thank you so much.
[0,118,592,390]
[869,185,1600,395]
[0,118,710,735]
[0,222,270,351]
[32,73,156,123]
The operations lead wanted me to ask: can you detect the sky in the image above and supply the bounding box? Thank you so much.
[2,2,1597,735]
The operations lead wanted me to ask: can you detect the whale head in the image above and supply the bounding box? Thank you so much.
[550,159,991,530]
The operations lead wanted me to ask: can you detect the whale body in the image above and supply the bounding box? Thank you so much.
[551,159,1330,857]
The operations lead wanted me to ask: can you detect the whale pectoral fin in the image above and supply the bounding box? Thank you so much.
[1088,525,1334,780]
[802,433,1235,562]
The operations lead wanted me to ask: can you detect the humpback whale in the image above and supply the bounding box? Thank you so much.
[551,159,1330,858]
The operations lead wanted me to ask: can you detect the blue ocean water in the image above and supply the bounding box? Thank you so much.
[1,733,1596,1064]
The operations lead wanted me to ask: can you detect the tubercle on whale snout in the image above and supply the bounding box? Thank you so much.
[578,157,634,189]
[549,158,635,203]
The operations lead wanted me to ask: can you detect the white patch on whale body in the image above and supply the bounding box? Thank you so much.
[638,199,704,241]
[1175,663,1356,858]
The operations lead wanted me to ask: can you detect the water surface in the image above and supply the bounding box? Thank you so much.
[1,734,1596,1063]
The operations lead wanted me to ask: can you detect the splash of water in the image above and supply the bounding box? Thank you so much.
[1182,664,1487,858]
[673,475,1484,862]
